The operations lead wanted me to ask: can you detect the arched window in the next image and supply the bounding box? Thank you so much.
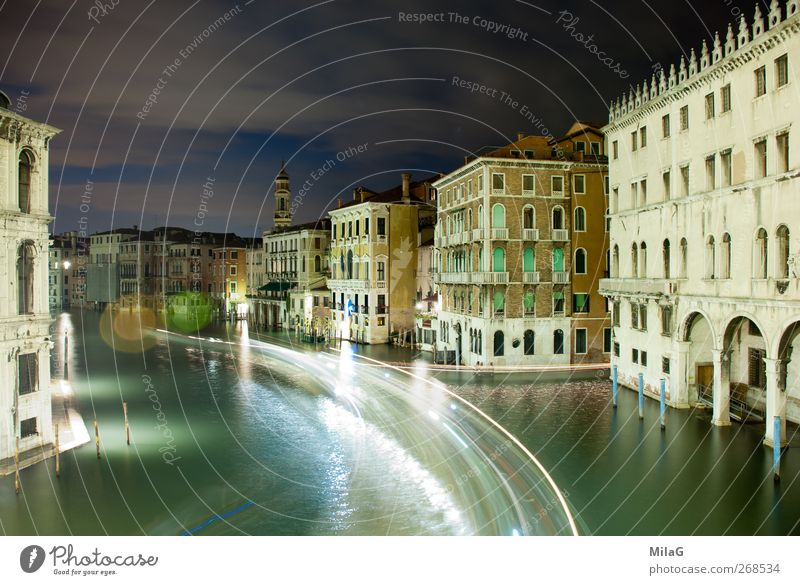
[612,244,619,277]
[639,242,647,278]
[493,291,505,315]
[754,228,768,278]
[19,150,32,213]
[553,329,564,354]
[721,234,731,279]
[478,205,484,228]
[467,208,473,231]
[302,256,306,273]
[680,238,688,278]
[523,206,535,229]
[17,241,35,314]
[705,235,715,278]
[662,239,671,278]
[631,243,639,277]
[552,247,564,273]
[314,255,321,272]
[492,247,505,272]
[575,248,587,274]
[492,204,505,228]
[478,330,482,354]
[524,330,535,355]
[574,207,586,231]
[523,247,535,272]
[605,207,610,232]
[347,250,353,279]
[493,330,505,356]
[777,225,790,278]
[552,206,564,230]
[478,247,483,271]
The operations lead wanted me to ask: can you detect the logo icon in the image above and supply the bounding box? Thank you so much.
[20,545,45,573]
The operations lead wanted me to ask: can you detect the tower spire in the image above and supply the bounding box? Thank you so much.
[274,161,291,228]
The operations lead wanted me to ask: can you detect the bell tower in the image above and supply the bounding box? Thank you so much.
[274,161,291,228]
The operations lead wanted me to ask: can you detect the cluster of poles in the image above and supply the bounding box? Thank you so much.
[12,401,131,495]
[610,365,783,483]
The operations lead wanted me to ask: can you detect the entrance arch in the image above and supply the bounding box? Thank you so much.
[681,311,716,408]
[720,315,769,423]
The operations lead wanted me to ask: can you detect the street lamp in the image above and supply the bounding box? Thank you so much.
[63,260,71,270]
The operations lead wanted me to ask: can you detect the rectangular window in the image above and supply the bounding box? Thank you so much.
[573,174,586,194]
[640,304,648,331]
[603,328,612,353]
[355,220,360,236]
[680,164,690,196]
[613,301,620,327]
[631,301,639,329]
[755,139,767,178]
[551,175,564,196]
[575,141,586,152]
[706,155,716,190]
[478,174,484,193]
[348,222,353,238]
[377,217,386,236]
[641,351,648,367]
[553,291,565,314]
[575,329,588,354]
[230,265,237,276]
[573,293,590,313]
[522,174,535,195]
[721,84,731,113]
[632,348,639,364]
[663,169,671,199]
[364,218,369,234]
[20,417,38,438]
[612,140,619,159]
[705,92,715,119]
[230,251,238,259]
[679,105,689,130]
[492,173,505,193]
[755,65,767,97]
[631,131,638,151]
[640,127,647,148]
[662,114,670,138]
[230,281,236,293]
[590,141,601,154]
[377,261,385,281]
[777,132,790,173]
[776,54,789,88]
[662,356,671,374]
[18,353,38,395]
[640,179,647,205]
[631,182,638,207]
[604,175,609,195]
[749,348,767,388]
[613,341,620,357]
[721,150,732,186]
[661,306,673,335]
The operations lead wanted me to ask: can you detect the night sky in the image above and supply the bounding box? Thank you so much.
[0,0,743,239]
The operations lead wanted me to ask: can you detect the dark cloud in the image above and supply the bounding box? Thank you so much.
[0,0,741,235]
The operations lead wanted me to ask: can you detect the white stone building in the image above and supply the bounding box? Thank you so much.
[0,90,60,466]
[600,0,800,446]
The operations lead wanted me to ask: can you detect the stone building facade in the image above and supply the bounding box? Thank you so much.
[600,0,800,446]
[0,90,60,465]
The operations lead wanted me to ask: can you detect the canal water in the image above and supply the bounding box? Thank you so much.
[0,309,798,535]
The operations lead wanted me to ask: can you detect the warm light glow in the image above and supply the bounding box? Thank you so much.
[63,260,71,270]
[415,302,424,311]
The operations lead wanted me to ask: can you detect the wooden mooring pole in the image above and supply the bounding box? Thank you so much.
[55,423,60,478]
[14,437,20,495]
[94,419,101,459]
[123,402,130,445]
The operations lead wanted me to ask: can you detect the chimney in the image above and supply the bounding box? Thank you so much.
[517,132,525,142]
[337,197,343,208]
[401,173,411,203]
[360,190,368,203]
[353,188,359,201]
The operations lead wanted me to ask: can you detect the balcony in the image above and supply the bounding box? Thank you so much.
[552,271,569,284]
[522,228,539,241]
[598,277,678,297]
[472,228,483,241]
[376,280,386,290]
[376,305,387,315]
[327,278,370,291]
[491,228,509,239]
[472,272,509,284]
[552,229,569,242]
[522,271,541,284]
[437,272,471,284]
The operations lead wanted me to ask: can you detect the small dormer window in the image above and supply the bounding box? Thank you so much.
[510,149,521,157]
[575,141,586,153]
[524,149,534,159]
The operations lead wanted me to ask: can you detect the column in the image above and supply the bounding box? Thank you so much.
[711,349,731,426]
[763,357,787,447]
[670,341,691,407]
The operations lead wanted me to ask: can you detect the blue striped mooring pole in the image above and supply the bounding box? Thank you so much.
[659,378,666,430]
[612,365,618,408]
[773,416,781,483]
[638,372,644,419]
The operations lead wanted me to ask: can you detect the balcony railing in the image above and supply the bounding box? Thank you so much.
[553,271,569,284]
[376,305,387,314]
[327,278,370,291]
[599,277,679,297]
[491,228,509,239]
[376,280,386,290]
[472,228,483,241]
[473,272,509,284]
[437,272,471,284]
[522,271,541,284]
[552,229,569,241]
[522,228,539,241]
